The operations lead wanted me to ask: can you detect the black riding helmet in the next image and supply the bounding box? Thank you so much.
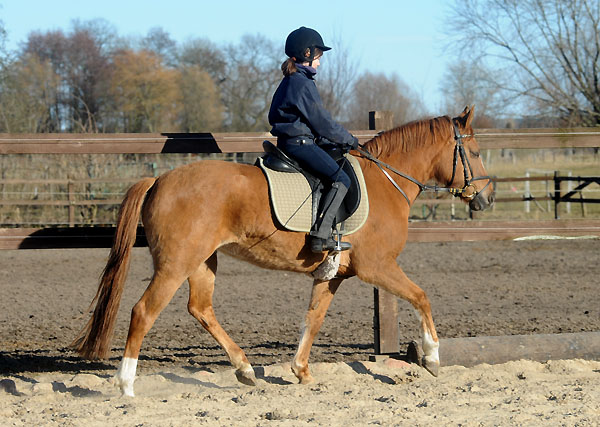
[285,27,331,64]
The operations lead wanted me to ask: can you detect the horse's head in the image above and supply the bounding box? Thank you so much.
[435,106,495,211]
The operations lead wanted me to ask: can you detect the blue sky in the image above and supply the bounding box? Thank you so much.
[0,0,451,112]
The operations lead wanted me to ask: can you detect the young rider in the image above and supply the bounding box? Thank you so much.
[268,26,359,253]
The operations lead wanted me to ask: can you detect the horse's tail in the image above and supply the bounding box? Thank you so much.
[72,177,156,360]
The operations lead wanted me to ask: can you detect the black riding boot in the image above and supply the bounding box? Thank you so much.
[310,182,352,253]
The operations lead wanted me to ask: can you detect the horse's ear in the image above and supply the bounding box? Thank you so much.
[455,105,475,128]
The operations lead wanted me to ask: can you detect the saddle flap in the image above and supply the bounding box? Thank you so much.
[261,141,302,173]
[337,160,361,220]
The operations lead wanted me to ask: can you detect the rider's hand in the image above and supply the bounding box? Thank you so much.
[348,136,359,150]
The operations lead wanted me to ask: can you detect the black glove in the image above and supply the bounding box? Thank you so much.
[348,136,359,150]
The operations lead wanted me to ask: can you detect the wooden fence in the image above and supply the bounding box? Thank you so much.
[1,126,600,241]
[2,174,598,228]
[2,127,600,154]
[2,119,600,356]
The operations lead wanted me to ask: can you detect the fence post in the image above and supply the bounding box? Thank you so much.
[68,180,75,227]
[524,171,531,213]
[566,171,572,214]
[369,111,393,131]
[579,177,587,217]
[369,111,400,356]
[554,171,560,220]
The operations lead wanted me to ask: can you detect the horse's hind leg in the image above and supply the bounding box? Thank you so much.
[115,268,188,396]
[187,253,256,386]
[292,277,343,384]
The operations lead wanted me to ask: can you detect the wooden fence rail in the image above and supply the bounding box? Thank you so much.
[2,219,600,250]
[1,127,600,154]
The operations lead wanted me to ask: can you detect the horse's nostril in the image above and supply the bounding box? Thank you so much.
[489,193,496,205]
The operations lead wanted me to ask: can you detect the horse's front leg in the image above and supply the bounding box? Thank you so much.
[357,257,440,376]
[292,277,343,384]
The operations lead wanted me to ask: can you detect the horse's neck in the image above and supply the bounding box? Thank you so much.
[385,148,434,180]
[368,146,437,203]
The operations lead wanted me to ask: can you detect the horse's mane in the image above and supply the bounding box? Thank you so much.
[363,115,453,159]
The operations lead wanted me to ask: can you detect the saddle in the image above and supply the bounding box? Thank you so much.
[257,141,368,234]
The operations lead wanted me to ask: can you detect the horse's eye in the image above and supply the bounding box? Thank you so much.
[470,150,480,158]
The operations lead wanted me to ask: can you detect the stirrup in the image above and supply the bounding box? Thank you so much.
[311,236,352,253]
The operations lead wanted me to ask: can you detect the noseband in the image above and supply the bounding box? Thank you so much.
[356,120,494,206]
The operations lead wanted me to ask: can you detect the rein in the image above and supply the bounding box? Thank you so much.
[356,120,494,206]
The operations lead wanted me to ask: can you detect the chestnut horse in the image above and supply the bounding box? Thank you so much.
[73,106,494,396]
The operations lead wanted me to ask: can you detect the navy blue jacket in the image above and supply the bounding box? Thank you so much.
[269,65,356,148]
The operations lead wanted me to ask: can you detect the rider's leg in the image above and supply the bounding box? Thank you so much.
[280,139,352,252]
[309,182,350,252]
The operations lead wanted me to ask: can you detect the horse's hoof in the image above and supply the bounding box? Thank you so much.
[235,367,257,386]
[291,361,313,384]
[112,376,135,397]
[298,374,314,385]
[422,356,440,377]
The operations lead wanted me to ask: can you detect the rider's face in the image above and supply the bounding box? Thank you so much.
[309,56,321,69]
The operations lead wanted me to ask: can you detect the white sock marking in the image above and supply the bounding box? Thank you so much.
[115,357,138,397]
[422,331,440,363]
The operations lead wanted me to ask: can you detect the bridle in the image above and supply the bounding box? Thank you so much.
[447,120,495,200]
[356,120,494,206]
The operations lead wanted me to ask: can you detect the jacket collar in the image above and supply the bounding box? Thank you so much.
[296,64,317,79]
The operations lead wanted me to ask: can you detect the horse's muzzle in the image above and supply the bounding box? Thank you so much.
[469,190,495,211]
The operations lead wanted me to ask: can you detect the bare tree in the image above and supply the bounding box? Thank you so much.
[317,33,360,121]
[441,61,508,127]
[22,30,68,131]
[178,65,224,132]
[0,16,7,59]
[22,23,114,132]
[177,38,228,131]
[109,49,181,132]
[141,27,178,67]
[0,54,60,132]
[71,18,119,55]
[345,71,426,129]
[447,0,600,126]
[178,38,227,84]
[220,34,281,131]
[65,29,113,132]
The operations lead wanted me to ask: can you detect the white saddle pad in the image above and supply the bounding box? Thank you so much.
[257,154,369,235]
